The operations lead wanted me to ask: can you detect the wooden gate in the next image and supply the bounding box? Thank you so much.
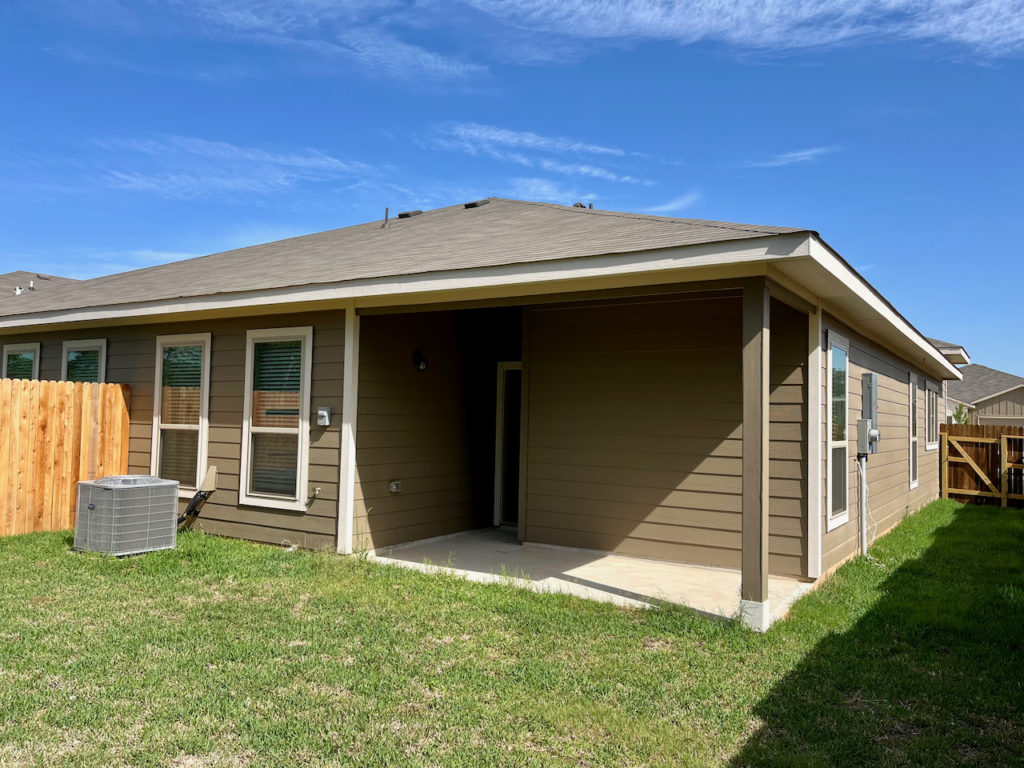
[0,379,131,536]
[941,423,1024,507]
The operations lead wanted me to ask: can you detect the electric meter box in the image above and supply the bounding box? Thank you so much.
[860,373,881,454]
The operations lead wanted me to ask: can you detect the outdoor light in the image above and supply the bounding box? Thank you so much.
[412,350,428,371]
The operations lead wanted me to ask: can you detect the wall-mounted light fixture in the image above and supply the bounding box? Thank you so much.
[412,350,428,371]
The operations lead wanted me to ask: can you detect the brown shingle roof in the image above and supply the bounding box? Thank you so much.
[947,364,1024,405]
[0,271,78,298]
[0,198,804,319]
[926,336,964,351]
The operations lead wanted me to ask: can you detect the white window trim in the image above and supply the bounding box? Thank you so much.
[826,331,850,532]
[151,333,211,498]
[2,342,40,379]
[239,326,313,512]
[909,377,919,490]
[61,338,107,382]
[925,387,939,451]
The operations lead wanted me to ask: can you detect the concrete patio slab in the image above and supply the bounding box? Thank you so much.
[371,528,813,627]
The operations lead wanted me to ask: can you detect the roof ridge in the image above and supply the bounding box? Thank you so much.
[494,197,804,236]
[0,197,805,320]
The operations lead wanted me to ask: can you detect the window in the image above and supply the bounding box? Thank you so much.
[909,378,919,490]
[152,334,210,494]
[62,339,107,383]
[926,388,939,449]
[826,332,850,530]
[239,327,312,511]
[2,343,40,379]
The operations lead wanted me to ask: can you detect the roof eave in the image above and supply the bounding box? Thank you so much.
[777,236,961,381]
[0,233,812,332]
[972,383,1024,405]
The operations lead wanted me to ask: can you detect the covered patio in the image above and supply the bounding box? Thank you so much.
[371,528,813,624]
[340,277,815,630]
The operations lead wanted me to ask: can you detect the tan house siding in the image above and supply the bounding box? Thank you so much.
[769,300,809,577]
[353,311,479,551]
[523,290,808,577]
[975,389,1024,423]
[7,311,345,549]
[820,316,940,572]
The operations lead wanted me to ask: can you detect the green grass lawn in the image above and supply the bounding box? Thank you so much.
[0,500,1021,767]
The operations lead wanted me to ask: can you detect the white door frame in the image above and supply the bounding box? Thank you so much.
[493,361,523,526]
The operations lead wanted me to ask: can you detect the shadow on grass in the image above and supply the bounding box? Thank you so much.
[732,505,1024,767]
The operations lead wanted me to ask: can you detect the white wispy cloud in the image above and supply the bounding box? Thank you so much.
[507,177,595,203]
[95,134,374,200]
[438,122,625,156]
[6,248,203,280]
[163,0,485,80]
[743,146,841,168]
[43,43,259,82]
[463,0,1024,55]
[646,191,701,213]
[431,122,651,183]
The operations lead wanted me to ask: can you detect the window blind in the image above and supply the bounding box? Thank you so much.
[5,352,34,379]
[66,349,100,383]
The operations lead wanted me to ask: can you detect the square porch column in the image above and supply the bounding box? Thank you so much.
[740,278,770,631]
[337,305,360,554]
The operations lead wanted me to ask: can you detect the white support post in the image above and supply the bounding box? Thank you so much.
[337,306,360,554]
[807,304,823,579]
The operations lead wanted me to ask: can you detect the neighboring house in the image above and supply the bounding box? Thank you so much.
[925,337,972,423]
[947,364,1024,426]
[1,272,80,378]
[0,198,960,628]
[0,271,78,298]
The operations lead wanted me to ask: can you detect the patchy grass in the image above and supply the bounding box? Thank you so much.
[0,500,1021,767]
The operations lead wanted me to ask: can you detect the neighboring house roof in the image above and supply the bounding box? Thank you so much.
[0,199,801,320]
[926,336,971,365]
[0,271,78,297]
[947,364,1024,405]
[0,196,960,381]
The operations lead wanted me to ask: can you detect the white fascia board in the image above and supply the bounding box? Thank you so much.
[0,234,810,332]
[807,237,961,381]
[938,347,970,365]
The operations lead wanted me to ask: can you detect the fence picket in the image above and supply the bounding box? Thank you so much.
[0,379,131,535]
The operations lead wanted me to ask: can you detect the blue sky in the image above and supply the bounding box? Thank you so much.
[1,0,1021,370]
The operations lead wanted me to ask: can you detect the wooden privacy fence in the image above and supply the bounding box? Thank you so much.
[0,379,131,536]
[940,423,1024,507]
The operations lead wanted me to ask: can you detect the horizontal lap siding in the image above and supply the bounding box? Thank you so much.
[769,300,809,577]
[9,311,344,549]
[353,312,477,550]
[821,317,940,572]
[525,292,748,569]
[525,292,807,576]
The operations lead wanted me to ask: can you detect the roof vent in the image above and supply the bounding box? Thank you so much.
[464,199,490,209]
[397,209,423,219]
[573,202,586,208]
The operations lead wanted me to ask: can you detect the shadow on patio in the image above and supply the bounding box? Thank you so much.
[730,504,1024,767]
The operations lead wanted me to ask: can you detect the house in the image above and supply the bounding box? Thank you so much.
[0,271,78,297]
[1,272,79,377]
[924,337,971,422]
[0,198,961,628]
[947,364,1024,426]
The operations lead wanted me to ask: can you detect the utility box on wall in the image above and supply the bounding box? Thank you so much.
[860,372,881,455]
